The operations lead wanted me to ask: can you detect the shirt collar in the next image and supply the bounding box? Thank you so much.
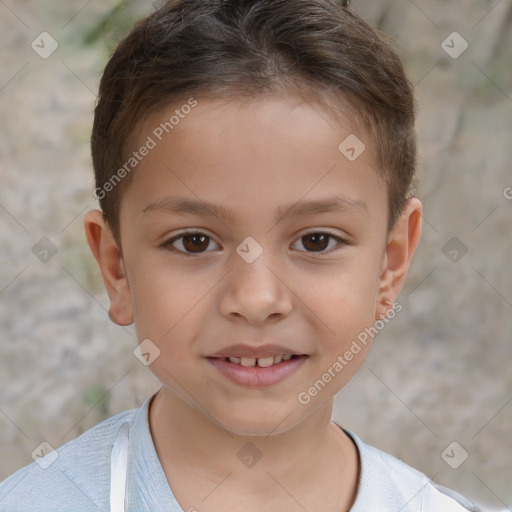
[125,393,183,512]
[122,395,391,512]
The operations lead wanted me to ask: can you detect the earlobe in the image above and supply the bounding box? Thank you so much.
[376,198,423,320]
[84,210,134,326]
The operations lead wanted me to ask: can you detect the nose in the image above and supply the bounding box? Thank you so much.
[219,249,293,325]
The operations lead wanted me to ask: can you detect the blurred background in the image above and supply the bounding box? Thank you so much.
[0,0,511,510]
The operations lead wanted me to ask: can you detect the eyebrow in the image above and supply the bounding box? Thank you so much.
[142,194,367,223]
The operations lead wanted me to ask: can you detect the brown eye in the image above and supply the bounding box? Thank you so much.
[292,232,346,254]
[181,233,210,253]
[163,232,218,254]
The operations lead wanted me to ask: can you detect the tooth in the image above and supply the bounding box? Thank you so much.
[282,354,292,361]
[240,357,257,367]
[273,355,283,364]
[257,356,274,367]
[228,357,241,364]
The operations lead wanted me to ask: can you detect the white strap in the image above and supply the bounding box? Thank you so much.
[110,422,130,512]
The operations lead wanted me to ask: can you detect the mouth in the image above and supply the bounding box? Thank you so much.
[206,353,309,387]
[210,354,303,367]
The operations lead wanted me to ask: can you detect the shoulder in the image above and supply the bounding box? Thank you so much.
[345,430,483,512]
[423,483,483,512]
[0,408,137,512]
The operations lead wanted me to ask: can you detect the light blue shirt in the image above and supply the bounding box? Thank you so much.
[0,394,482,511]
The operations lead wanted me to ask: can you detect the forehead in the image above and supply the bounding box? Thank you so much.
[121,93,386,228]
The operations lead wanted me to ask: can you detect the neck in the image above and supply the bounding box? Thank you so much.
[148,387,359,510]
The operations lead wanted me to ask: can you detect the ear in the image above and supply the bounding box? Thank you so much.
[376,198,422,320]
[84,210,134,326]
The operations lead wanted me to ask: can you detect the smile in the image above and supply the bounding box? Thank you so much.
[207,354,308,387]
[225,354,294,367]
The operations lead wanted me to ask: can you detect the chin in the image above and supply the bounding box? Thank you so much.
[211,401,306,438]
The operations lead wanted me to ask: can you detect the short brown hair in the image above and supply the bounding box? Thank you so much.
[91,0,416,245]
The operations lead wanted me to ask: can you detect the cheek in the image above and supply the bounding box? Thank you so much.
[128,259,201,344]
[301,261,380,331]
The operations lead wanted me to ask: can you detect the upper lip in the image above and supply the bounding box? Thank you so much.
[208,344,306,359]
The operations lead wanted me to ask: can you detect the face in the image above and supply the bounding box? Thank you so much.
[87,91,422,436]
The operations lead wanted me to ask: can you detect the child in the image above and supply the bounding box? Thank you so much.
[0,0,483,510]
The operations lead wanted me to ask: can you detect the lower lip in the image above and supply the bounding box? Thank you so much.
[207,356,308,387]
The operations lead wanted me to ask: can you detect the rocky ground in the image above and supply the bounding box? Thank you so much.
[1,1,511,510]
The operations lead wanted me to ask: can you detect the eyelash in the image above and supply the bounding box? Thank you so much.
[161,230,348,256]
